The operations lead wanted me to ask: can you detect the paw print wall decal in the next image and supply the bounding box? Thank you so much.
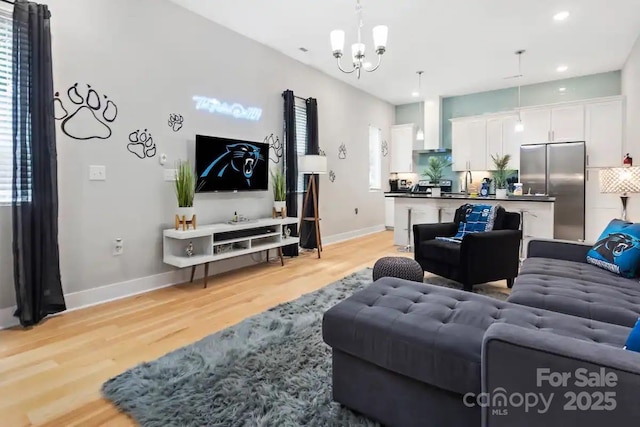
[168,114,184,132]
[264,133,283,164]
[338,143,347,160]
[329,170,336,183]
[127,129,156,159]
[381,140,389,157]
[54,83,117,140]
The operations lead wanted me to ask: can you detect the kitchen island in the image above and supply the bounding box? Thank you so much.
[386,193,555,257]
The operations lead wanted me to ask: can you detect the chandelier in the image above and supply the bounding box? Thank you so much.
[329,0,388,79]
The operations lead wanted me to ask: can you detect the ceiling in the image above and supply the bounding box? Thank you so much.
[168,0,640,105]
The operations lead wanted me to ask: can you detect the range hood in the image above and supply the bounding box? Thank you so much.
[412,97,446,153]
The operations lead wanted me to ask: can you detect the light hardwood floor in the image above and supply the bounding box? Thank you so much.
[0,231,507,426]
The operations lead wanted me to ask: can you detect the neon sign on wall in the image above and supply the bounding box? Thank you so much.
[192,96,263,121]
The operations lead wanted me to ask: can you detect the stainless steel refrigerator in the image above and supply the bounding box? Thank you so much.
[520,142,585,241]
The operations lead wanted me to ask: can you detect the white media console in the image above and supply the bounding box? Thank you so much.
[163,217,300,287]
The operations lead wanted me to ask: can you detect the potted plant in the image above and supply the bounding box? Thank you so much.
[491,154,514,199]
[175,160,196,219]
[422,156,451,197]
[271,168,286,212]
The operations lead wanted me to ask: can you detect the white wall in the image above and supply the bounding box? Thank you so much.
[0,0,394,311]
[623,35,640,159]
[622,34,640,219]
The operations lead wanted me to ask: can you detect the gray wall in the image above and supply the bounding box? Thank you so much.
[0,0,394,309]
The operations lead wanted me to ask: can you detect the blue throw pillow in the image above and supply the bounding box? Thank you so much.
[436,204,498,243]
[586,219,640,278]
[624,318,640,352]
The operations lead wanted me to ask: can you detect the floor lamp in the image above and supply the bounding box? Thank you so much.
[599,167,640,221]
[298,155,327,258]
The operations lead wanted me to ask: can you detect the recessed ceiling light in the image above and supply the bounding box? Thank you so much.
[411,91,420,97]
[557,65,568,72]
[553,11,570,21]
[559,87,567,92]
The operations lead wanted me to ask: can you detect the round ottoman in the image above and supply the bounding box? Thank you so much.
[373,256,424,283]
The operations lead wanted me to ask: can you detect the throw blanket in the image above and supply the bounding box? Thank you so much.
[436,204,499,244]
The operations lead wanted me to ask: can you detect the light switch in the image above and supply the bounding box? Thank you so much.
[89,165,106,181]
[164,168,177,181]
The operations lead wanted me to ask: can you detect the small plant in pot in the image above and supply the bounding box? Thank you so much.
[175,160,196,222]
[491,154,515,199]
[422,156,451,197]
[271,168,286,212]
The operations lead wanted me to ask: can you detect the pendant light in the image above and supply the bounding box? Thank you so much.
[415,71,425,141]
[514,50,525,133]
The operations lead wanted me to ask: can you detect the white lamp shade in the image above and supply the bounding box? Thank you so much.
[330,30,345,54]
[372,25,388,50]
[351,43,365,62]
[514,120,524,133]
[600,167,640,193]
[298,155,328,174]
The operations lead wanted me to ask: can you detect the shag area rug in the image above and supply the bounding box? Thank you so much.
[102,268,508,426]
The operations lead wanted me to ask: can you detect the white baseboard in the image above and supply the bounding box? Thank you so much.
[0,225,386,330]
[323,224,386,246]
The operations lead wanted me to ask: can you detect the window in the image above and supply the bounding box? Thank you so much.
[295,100,307,192]
[369,126,382,190]
[0,9,12,204]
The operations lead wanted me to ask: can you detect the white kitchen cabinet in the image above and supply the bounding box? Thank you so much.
[520,109,551,145]
[551,104,585,142]
[385,197,395,228]
[451,118,486,171]
[390,124,415,173]
[485,115,521,170]
[451,120,470,171]
[585,100,624,168]
[585,168,620,243]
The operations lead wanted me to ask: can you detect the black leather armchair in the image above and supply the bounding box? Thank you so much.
[413,205,521,291]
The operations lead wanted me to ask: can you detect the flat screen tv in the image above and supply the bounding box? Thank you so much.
[195,135,269,192]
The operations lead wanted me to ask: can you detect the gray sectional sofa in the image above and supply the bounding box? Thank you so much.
[322,239,640,426]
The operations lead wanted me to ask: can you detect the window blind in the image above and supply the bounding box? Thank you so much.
[294,102,307,192]
[0,9,12,204]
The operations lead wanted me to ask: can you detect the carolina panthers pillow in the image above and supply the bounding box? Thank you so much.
[586,219,640,278]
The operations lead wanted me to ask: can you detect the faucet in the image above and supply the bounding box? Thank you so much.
[463,170,473,194]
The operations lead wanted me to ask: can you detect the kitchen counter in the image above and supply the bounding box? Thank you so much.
[385,193,555,203]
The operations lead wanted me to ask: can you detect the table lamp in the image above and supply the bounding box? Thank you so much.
[298,155,327,258]
[599,167,640,221]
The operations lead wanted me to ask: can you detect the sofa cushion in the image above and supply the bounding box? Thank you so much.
[419,239,461,265]
[519,257,640,293]
[512,257,640,327]
[586,219,640,278]
[322,277,628,397]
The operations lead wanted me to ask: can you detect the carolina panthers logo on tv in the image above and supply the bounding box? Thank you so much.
[591,232,639,263]
[201,143,264,186]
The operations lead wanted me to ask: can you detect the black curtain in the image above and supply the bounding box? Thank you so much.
[12,0,65,326]
[300,98,319,249]
[282,90,299,256]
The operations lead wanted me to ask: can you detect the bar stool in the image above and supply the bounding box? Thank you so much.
[399,207,413,252]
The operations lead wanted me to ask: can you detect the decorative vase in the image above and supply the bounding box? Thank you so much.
[495,188,508,199]
[430,187,441,197]
[177,206,195,218]
[273,201,286,211]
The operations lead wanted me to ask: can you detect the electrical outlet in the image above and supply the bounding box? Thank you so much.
[113,238,124,256]
[164,169,177,181]
[89,165,106,181]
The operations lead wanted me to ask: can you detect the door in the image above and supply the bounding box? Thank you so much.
[547,142,585,241]
[467,119,487,170]
[390,125,414,173]
[585,100,623,167]
[519,144,547,195]
[451,121,470,171]
[485,118,503,168]
[551,104,585,142]
[502,115,522,171]
[520,108,551,145]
